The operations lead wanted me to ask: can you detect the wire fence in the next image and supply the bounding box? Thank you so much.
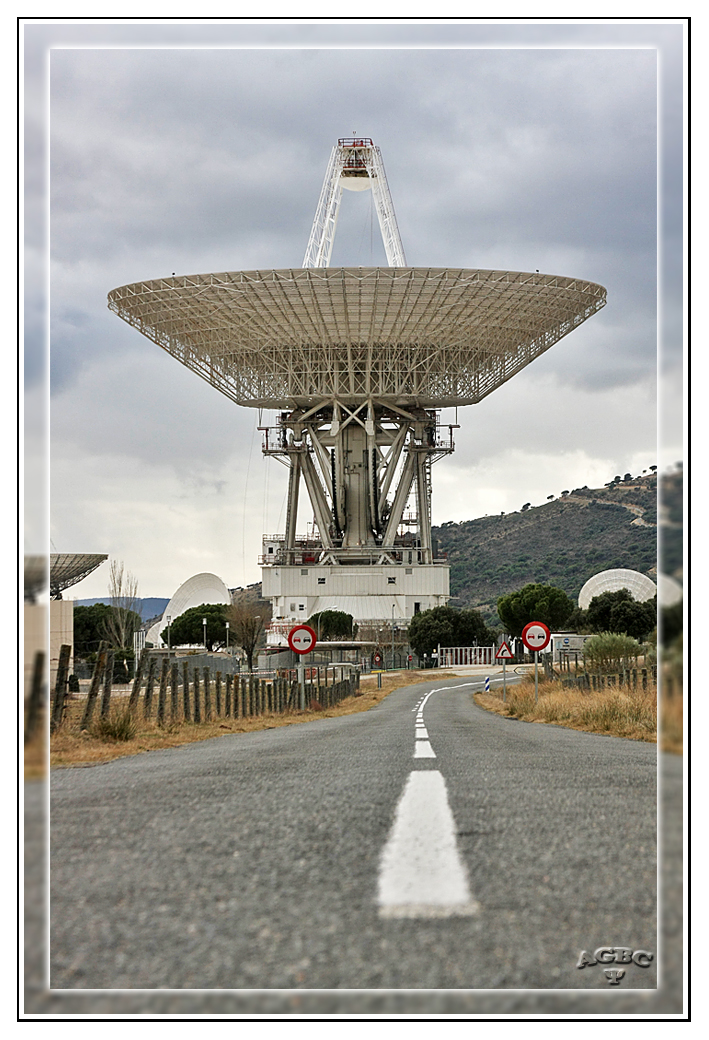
[559,666,658,692]
[49,646,361,732]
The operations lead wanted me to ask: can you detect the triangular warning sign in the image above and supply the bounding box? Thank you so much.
[495,641,514,660]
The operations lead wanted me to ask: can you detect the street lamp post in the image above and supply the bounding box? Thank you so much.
[166,615,171,661]
[202,617,207,650]
[225,620,230,654]
[391,604,395,671]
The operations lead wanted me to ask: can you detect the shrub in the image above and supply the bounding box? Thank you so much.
[582,632,643,673]
[92,708,137,742]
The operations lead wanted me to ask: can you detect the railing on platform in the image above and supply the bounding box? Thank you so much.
[439,646,495,667]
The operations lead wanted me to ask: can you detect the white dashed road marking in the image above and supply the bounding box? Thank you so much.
[378,770,479,918]
[414,740,436,758]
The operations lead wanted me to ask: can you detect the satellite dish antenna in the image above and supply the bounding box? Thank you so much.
[108,137,607,633]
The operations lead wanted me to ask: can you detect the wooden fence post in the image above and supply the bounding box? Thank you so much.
[203,667,212,720]
[225,674,232,717]
[100,651,115,718]
[156,657,169,724]
[215,672,222,717]
[128,651,146,713]
[182,660,191,721]
[80,649,106,730]
[193,668,201,722]
[51,644,72,734]
[25,650,45,744]
[170,662,179,722]
[143,656,157,719]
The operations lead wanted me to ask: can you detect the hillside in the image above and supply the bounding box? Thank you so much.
[659,467,683,579]
[432,471,665,622]
[85,471,679,631]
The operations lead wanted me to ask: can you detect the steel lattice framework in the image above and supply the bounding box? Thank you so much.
[108,266,606,411]
[302,138,406,268]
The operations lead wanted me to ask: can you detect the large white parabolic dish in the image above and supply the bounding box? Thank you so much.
[108,266,606,410]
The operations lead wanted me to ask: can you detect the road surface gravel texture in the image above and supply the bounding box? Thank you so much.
[45,677,660,998]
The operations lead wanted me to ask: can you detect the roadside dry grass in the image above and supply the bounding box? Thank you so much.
[475,674,660,744]
[42,670,434,773]
[660,688,683,755]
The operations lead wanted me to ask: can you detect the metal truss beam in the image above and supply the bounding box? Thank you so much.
[302,139,406,269]
[263,400,454,564]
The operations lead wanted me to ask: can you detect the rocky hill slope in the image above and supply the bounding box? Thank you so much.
[432,470,673,621]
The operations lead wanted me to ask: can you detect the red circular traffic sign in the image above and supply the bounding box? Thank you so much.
[521,621,551,652]
[288,624,317,655]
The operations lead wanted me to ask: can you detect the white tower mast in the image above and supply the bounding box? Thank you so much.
[303,137,407,268]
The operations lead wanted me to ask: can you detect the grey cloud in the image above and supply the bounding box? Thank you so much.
[47,45,659,410]
[44,43,663,508]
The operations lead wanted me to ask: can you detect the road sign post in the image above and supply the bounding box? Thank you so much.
[495,641,514,702]
[521,622,551,703]
[287,625,317,710]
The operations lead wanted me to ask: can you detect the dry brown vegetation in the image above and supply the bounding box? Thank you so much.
[32,668,682,776]
[660,688,683,755]
[42,670,433,773]
[474,672,680,748]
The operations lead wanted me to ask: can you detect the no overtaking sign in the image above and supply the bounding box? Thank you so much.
[521,621,551,652]
[288,624,317,655]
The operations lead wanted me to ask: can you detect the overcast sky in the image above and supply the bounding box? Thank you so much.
[23,20,685,600]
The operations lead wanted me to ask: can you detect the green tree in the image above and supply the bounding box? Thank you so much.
[408,606,496,659]
[74,603,114,655]
[587,590,656,640]
[111,648,136,683]
[455,609,498,647]
[564,605,589,633]
[496,583,575,637]
[74,602,142,659]
[307,610,354,640]
[162,603,228,651]
[607,599,656,641]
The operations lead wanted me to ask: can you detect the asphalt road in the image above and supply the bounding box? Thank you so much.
[47,676,658,995]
